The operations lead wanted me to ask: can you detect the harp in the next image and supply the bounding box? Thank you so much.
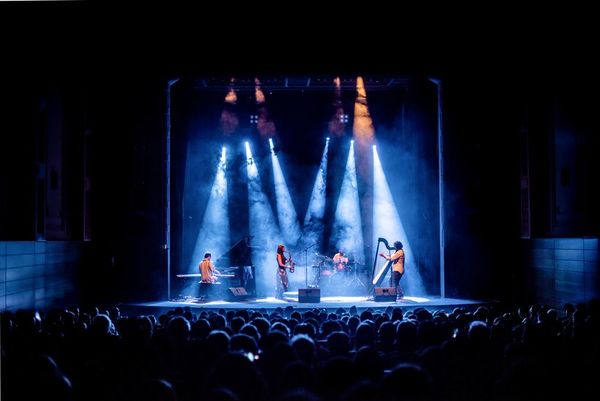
[370,237,395,289]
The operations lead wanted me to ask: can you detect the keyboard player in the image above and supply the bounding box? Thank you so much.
[199,252,221,283]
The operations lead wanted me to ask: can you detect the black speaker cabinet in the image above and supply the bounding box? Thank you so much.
[374,287,396,302]
[298,288,320,303]
[226,287,249,301]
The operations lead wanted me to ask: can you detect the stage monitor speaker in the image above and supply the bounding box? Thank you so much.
[226,287,249,301]
[374,287,396,302]
[298,288,320,303]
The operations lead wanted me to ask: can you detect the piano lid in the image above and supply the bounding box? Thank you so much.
[214,238,253,267]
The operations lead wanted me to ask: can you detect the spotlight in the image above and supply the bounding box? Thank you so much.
[372,144,376,149]
[302,138,329,247]
[350,139,354,145]
[331,138,364,266]
[188,139,230,278]
[245,141,253,161]
[326,137,330,141]
[373,146,424,295]
[269,138,275,151]
[270,140,301,245]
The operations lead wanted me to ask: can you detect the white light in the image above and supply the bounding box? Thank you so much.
[331,141,364,266]
[372,146,425,295]
[221,146,227,160]
[350,139,354,144]
[247,142,281,297]
[271,146,301,245]
[326,137,330,141]
[188,145,230,284]
[245,141,252,159]
[269,138,274,150]
[302,139,329,251]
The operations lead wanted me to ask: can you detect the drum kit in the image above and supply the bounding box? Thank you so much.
[311,252,365,290]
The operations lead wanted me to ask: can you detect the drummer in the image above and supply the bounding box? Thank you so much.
[315,252,334,277]
[333,249,349,272]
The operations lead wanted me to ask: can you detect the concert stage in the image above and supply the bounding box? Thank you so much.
[123,293,494,316]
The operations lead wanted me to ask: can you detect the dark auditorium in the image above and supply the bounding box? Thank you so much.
[2,3,599,401]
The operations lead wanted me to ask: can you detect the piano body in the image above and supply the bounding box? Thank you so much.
[212,238,256,295]
[176,238,256,299]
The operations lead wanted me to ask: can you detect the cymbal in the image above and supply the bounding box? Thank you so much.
[314,253,331,261]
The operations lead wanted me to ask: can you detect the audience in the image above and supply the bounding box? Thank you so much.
[1,300,599,401]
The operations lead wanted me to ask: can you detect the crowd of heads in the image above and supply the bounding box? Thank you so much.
[2,300,599,401]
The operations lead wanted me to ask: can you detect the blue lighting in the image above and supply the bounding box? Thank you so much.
[372,145,425,295]
[246,141,281,296]
[302,139,330,250]
[271,147,301,245]
[331,140,364,265]
[188,146,230,283]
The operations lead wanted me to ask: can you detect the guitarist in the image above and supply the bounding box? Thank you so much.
[378,241,405,299]
[276,244,291,300]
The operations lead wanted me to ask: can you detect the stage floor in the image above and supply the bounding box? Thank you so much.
[123,292,495,315]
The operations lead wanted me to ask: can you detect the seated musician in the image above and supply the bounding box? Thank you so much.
[199,252,221,284]
[333,249,349,272]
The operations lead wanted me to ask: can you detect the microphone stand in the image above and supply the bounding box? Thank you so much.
[303,243,316,287]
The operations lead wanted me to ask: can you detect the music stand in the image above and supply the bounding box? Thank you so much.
[346,260,367,293]
[303,243,316,287]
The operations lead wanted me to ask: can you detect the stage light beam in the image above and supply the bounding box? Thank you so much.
[331,141,365,264]
[353,76,375,146]
[301,138,330,250]
[246,142,282,296]
[271,147,301,246]
[372,145,425,295]
[188,146,230,284]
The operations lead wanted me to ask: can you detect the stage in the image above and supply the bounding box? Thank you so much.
[122,293,495,316]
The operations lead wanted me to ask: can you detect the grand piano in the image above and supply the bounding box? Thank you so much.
[212,238,256,295]
[177,238,256,299]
